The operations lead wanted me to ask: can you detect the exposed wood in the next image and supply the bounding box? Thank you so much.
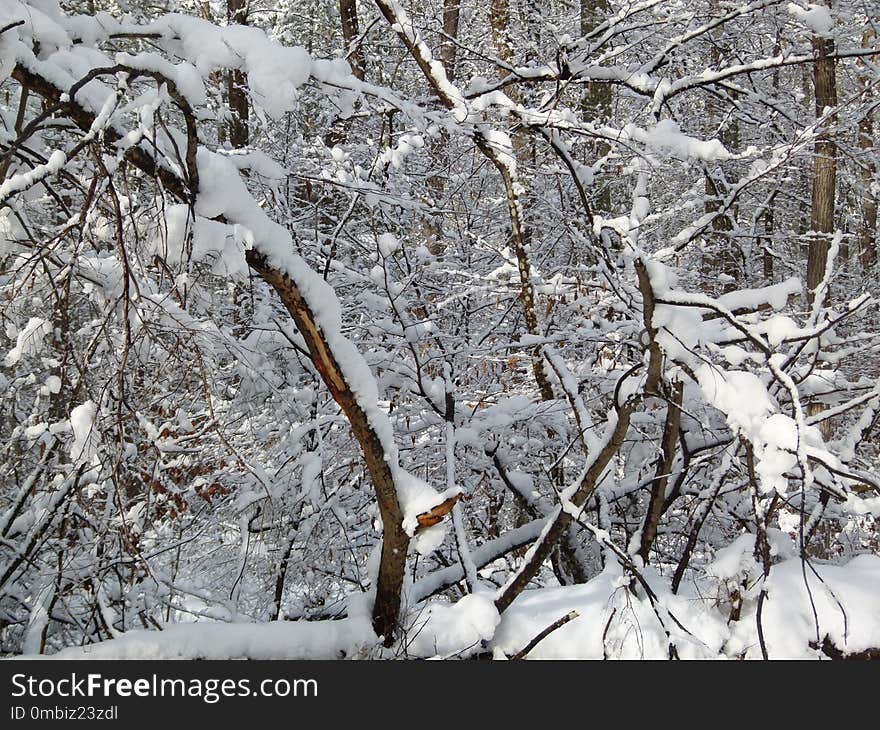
[415,493,463,530]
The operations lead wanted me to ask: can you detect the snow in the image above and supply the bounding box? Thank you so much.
[705,531,796,581]
[1,4,355,133]
[0,149,66,203]
[757,314,800,347]
[693,364,832,494]
[413,522,448,556]
[377,232,400,258]
[482,129,517,174]
[637,119,731,162]
[717,277,802,313]
[696,365,774,442]
[3,317,52,365]
[153,204,248,277]
[652,302,703,361]
[706,534,760,581]
[405,593,500,658]
[42,616,375,659]
[68,400,98,466]
[787,3,834,36]
[114,51,206,107]
[727,554,880,658]
[0,14,17,83]
[485,554,880,659]
[490,564,728,659]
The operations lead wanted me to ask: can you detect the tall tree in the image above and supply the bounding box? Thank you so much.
[857,28,877,270]
[580,0,612,213]
[339,0,366,80]
[806,4,838,305]
[226,0,249,148]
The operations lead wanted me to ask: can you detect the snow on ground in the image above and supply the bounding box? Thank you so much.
[489,565,729,660]
[728,553,880,659]
[18,554,880,660]
[407,555,880,660]
[43,615,375,660]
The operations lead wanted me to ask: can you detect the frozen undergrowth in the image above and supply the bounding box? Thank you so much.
[32,553,880,660]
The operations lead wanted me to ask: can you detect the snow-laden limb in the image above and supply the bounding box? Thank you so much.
[631,119,732,162]
[3,316,52,366]
[409,519,548,603]
[3,4,456,644]
[0,3,350,115]
[787,2,835,37]
[372,0,468,121]
[0,149,65,204]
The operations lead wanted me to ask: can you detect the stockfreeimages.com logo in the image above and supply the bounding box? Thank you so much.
[11,673,318,704]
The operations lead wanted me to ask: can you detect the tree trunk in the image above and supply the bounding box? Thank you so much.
[806,10,837,439]
[702,0,739,290]
[580,0,612,213]
[806,26,837,304]
[419,0,462,256]
[857,29,877,271]
[226,0,249,148]
[440,0,461,83]
[339,0,366,80]
[637,382,683,563]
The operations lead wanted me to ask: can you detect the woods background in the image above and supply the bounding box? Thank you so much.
[0,0,878,659]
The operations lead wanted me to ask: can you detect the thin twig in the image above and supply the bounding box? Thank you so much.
[512,610,580,660]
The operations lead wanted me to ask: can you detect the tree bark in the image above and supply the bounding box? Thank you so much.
[580,0,612,213]
[339,0,366,81]
[226,0,249,148]
[245,253,410,643]
[637,382,683,563]
[806,23,837,304]
[440,0,461,82]
[702,0,739,289]
[806,11,837,437]
[857,29,877,270]
[418,0,462,255]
